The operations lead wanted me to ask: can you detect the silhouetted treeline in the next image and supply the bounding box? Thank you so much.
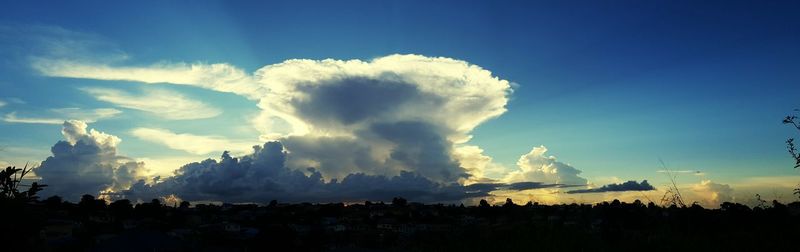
[6,194,800,251]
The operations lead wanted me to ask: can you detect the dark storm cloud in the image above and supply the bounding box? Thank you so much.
[279,135,382,180]
[366,121,466,182]
[292,77,433,125]
[566,180,655,194]
[275,76,463,183]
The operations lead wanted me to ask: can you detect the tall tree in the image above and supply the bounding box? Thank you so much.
[783,109,800,197]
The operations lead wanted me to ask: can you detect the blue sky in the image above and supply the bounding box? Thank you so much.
[1,1,799,204]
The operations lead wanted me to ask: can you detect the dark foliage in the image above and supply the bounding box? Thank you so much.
[784,111,800,169]
[11,195,800,251]
[783,109,800,198]
[1,165,46,202]
[0,165,47,250]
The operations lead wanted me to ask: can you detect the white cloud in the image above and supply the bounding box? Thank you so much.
[0,99,6,108]
[34,60,258,97]
[54,108,121,122]
[34,55,509,139]
[504,145,588,186]
[136,156,209,177]
[80,87,221,120]
[36,120,148,201]
[3,108,121,124]
[131,128,258,155]
[3,112,62,124]
[692,180,734,207]
[453,145,508,182]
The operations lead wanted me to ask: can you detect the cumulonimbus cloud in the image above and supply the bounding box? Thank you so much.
[80,87,222,120]
[36,54,511,184]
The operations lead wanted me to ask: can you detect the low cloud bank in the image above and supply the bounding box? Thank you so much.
[123,141,569,203]
[566,180,655,194]
[31,120,660,203]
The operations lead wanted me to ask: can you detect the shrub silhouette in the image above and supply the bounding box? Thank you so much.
[1,165,46,203]
[1,165,47,250]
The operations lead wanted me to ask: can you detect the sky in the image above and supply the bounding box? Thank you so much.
[1,0,799,206]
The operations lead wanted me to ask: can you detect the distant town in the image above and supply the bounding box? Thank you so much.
[7,193,800,251]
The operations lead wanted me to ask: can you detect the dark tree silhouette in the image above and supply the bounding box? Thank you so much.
[79,194,107,212]
[179,200,191,209]
[43,195,62,207]
[784,110,800,169]
[1,165,46,202]
[391,197,407,207]
[503,198,515,208]
[1,165,47,250]
[110,199,134,217]
[783,109,800,198]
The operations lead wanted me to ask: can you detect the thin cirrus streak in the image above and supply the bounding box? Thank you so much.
[2,108,121,124]
[80,87,222,120]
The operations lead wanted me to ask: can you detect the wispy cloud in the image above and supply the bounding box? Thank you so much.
[0,99,6,108]
[3,112,62,124]
[33,60,258,98]
[0,24,128,65]
[657,170,705,176]
[131,128,258,155]
[2,108,121,124]
[80,87,221,120]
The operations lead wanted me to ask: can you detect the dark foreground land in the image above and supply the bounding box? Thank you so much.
[4,196,800,251]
